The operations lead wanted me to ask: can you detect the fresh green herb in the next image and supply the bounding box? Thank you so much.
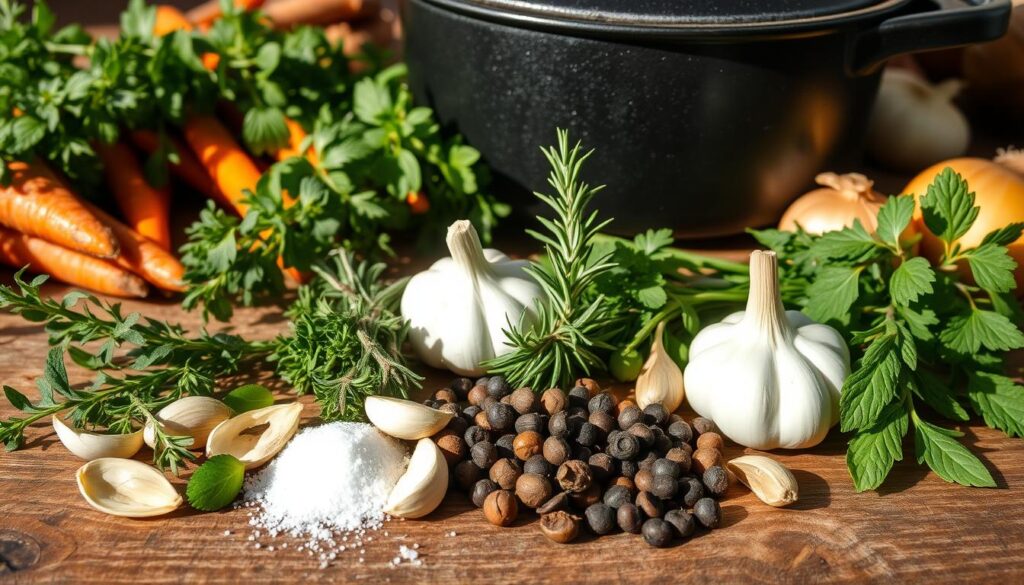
[223,383,274,414]
[186,454,245,511]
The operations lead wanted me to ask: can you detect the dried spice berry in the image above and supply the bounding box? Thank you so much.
[617,503,643,534]
[509,387,537,415]
[468,385,489,406]
[540,388,567,415]
[471,479,499,508]
[543,436,572,466]
[524,454,552,477]
[634,469,655,493]
[588,411,617,435]
[642,403,669,427]
[588,453,616,483]
[474,410,493,431]
[556,460,592,493]
[584,503,616,535]
[495,434,516,459]
[664,509,696,539]
[576,422,601,447]
[573,445,593,462]
[515,473,553,509]
[476,376,491,386]
[454,460,482,492]
[638,450,659,471]
[667,420,694,444]
[539,510,579,544]
[536,491,569,515]
[575,378,601,396]
[651,474,678,499]
[486,376,512,399]
[692,447,722,475]
[422,399,440,409]
[628,423,655,448]
[487,403,517,432]
[608,432,641,461]
[696,432,725,452]
[481,396,498,412]
[619,460,639,479]
[603,485,632,509]
[618,406,644,431]
[569,483,603,509]
[612,476,636,492]
[636,491,664,519]
[568,386,590,409]
[652,458,681,479]
[483,489,518,526]
[692,417,716,436]
[450,377,473,399]
[642,518,673,548]
[694,497,722,528]
[463,405,482,421]
[665,447,692,473]
[464,426,488,448]
[680,477,705,508]
[445,413,469,436]
[513,431,544,461]
[653,431,673,454]
[703,465,729,497]
[515,412,545,434]
[548,411,571,438]
[434,429,468,467]
[489,458,522,490]
[588,393,616,415]
[434,388,459,404]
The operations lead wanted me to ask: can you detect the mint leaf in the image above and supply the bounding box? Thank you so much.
[981,222,1024,247]
[966,244,1017,294]
[875,195,915,249]
[915,370,970,422]
[186,454,246,511]
[847,402,909,492]
[896,305,938,341]
[919,167,979,245]
[914,419,996,487]
[805,266,861,324]
[967,372,1024,437]
[840,334,902,432]
[940,309,1024,354]
[890,257,935,306]
[811,221,879,261]
[3,386,34,412]
[223,384,274,414]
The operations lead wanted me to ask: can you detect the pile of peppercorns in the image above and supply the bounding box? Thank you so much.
[424,375,731,547]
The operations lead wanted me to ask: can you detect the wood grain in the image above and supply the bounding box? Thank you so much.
[0,277,1023,584]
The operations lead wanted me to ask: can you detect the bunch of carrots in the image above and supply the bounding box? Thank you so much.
[0,1,374,298]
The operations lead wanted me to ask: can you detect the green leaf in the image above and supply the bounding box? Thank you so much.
[966,244,1017,294]
[940,309,1024,354]
[223,384,274,414]
[897,305,939,341]
[253,42,281,73]
[980,222,1024,247]
[186,454,246,511]
[812,221,880,261]
[967,372,1024,437]
[875,195,915,249]
[805,266,861,323]
[890,257,935,306]
[43,347,72,398]
[242,107,289,156]
[3,386,33,412]
[914,370,970,422]
[748,228,793,253]
[353,78,392,124]
[9,116,46,152]
[914,418,995,487]
[840,334,903,432]
[119,0,155,39]
[847,402,909,492]
[919,167,979,246]
[636,285,667,309]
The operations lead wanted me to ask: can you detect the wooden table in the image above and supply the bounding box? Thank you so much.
[1,269,1023,584]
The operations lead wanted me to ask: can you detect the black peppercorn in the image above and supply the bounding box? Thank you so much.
[694,497,722,528]
[664,448,692,473]
[543,436,572,466]
[573,445,593,462]
[470,441,497,470]
[471,478,498,507]
[486,375,512,398]
[642,518,673,548]
[638,450,658,471]
[587,392,616,415]
[618,406,644,432]
[603,485,632,509]
[651,474,678,499]
[556,459,592,493]
[588,452,616,483]
[680,476,705,508]
[664,509,696,539]
[454,460,482,491]
[628,423,655,449]
[548,411,571,438]
[495,434,516,459]
[540,388,567,415]
[692,417,716,436]
[524,454,552,476]
[567,386,590,409]
[652,458,682,479]
[642,403,669,427]
[536,491,569,515]
[703,465,729,497]
[445,413,469,436]
[588,411,617,435]
[509,387,537,415]
[608,432,641,461]
[487,402,517,432]
[636,491,664,519]
[584,503,616,535]
[515,412,545,435]
[449,377,473,399]
[576,422,601,447]
[667,420,694,444]
[617,503,643,534]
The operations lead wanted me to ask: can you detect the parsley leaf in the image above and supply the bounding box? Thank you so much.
[847,402,909,492]
[914,418,996,488]
[840,333,902,432]
[940,309,1024,354]
[919,167,979,246]
[875,195,915,249]
[967,372,1024,438]
[811,220,880,261]
[966,244,1017,294]
[805,266,861,324]
[890,257,935,306]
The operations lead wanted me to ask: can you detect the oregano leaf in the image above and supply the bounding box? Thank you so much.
[186,454,246,512]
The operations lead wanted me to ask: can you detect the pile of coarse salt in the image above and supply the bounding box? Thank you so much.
[242,422,408,568]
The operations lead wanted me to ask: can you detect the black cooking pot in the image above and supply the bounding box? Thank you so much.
[402,0,1011,237]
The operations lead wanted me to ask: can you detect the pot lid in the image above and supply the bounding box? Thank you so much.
[427,0,909,31]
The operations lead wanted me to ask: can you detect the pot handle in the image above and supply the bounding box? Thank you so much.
[850,0,1012,74]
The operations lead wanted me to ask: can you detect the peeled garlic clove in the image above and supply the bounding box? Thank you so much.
[726,455,799,507]
[365,396,453,440]
[206,402,302,470]
[635,322,685,412]
[53,416,143,461]
[76,458,182,518]
[385,437,449,519]
[143,396,232,450]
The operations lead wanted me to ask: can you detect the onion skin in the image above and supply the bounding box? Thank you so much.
[905,156,1024,291]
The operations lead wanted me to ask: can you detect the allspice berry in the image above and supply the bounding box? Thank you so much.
[509,387,537,415]
[612,476,636,492]
[483,489,518,527]
[454,460,482,492]
[584,503,616,535]
[468,384,489,406]
[449,377,473,399]
[515,412,545,434]
[634,469,655,493]
[471,479,499,508]
[680,477,705,508]
[588,452,616,483]
[636,491,664,519]
[608,432,641,461]
[536,492,569,515]
[486,376,512,399]
[664,509,696,539]
[667,419,694,444]
[515,473,553,508]
[487,402,517,432]
[703,465,729,497]
[665,447,692,473]
[513,431,544,461]
[567,386,590,409]
[696,431,725,452]
[588,411,617,435]
[587,392,616,415]
[616,399,637,417]
[540,388,567,415]
[651,473,678,499]
[470,441,498,470]
[489,458,522,490]
[539,510,579,543]
[617,503,643,534]
[574,377,601,396]
[434,388,458,404]
[543,436,572,466]
[692,417,716,436]
[474,410,493,431]
[692,447,722,475]
[642,518,673,548]
[642,403,669,427]
[556,460,592,493]
[434,429,468,467]
[524,454,552,477]
[569,483,603,509]
[628,423,655,448]
[694,497,722,528]
[464,425,488,448]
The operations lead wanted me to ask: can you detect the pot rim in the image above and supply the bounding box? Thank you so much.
[412,0,913,40]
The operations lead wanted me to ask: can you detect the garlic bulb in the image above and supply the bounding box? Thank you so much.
[143,396,232,450]
[777,172,886,235]
[76,458,182,518]
[865,68,969,172]
[401,220,542,376]
[683,251,850,450]
[53,416,143,461]
[634,322,684,413]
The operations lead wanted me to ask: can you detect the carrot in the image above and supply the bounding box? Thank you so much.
[188,0,266,29]
[0,160,118,259]
[264,0,374,29]
[275,117,319,165]
[95,142,173,252]
[181,115,263,216]
[129,130,226,205]
[0,226,147,298]
[153,5,193,36]
[83,203,185,293]
[406,191,430,215]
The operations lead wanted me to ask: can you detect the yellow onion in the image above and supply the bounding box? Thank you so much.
[963,0,1024,122]
[778,172,887,235]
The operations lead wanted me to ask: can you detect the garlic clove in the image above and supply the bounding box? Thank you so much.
[634,322,684,412]
[76,458,182,518]
[384,437,449,519]
[364,396,454,440]
[143,396,232,450]
[206,402,303,470]
[726,455,799,507]
[52,415,143,461]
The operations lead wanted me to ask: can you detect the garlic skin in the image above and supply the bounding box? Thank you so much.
[143,396,232,450]
[634,322,684,412]
[401,220,542,376]
[683,251,850,450]
[206,402,303,470]
[77,458,182,518]
[52,416,143,461]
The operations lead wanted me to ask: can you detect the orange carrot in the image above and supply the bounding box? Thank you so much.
[95,142,173,252]
[0,161,118,259]
[188,0,266,29]
[275,117,319,165]
[83,203,185,293]
[0,226,148,298]
[264,0,373,29]
[129,130,226,205]
[153,5,193,36]
[181,115,263,216]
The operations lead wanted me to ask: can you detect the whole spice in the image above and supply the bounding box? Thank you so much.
[664,509,696,539]
[483,489,519,527]
[642,518,673,548]
[667,420,693,444]
[635,322,685,412]
[726,455,799,507]
[450,378,474,399]
[540,388,567,415]
[588,411,616,435]
[696,432,724,452]
[617,503,643,534]
[556,460,592,493]
[692,417,716,436]
[567,386,590,409]
[515,413,546,434]
[777,172,889,235]
[470,441,498,469]
[608,432,640,461]
[539,510,580,543]
[515,473,553,508]
[588,393,616,415]
[471,479,498,508]
[628,424,655,449]
[570,483,603,509]
[434,389,459,404]
[433,429,468,467]
[454,460,482,491]
[543,436,572,466]
[487,376,513,398]
[692,448,722,475]
[634,469,655,493]
[642,404,669,427]
[588,453,616,483]
[576,423,600,447]
[651,474,678,499]
[524,454,552,476]
[665,448,692,472]
[680,477,705,508]
[487,403,517,432]
[652,458,681,479]
[513,431,544,461]
[618,406,644,432]
[603,485,633,509]
[464,426,488,447]
[636,491,664,519]
[575,378,601,395]
[489,458,522,490]
[509,388,537,415]
[694,497,722,529]
[584,503,616,535]
[703,466,730,497]
[536,492,570,515]
[468,385,489,406]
